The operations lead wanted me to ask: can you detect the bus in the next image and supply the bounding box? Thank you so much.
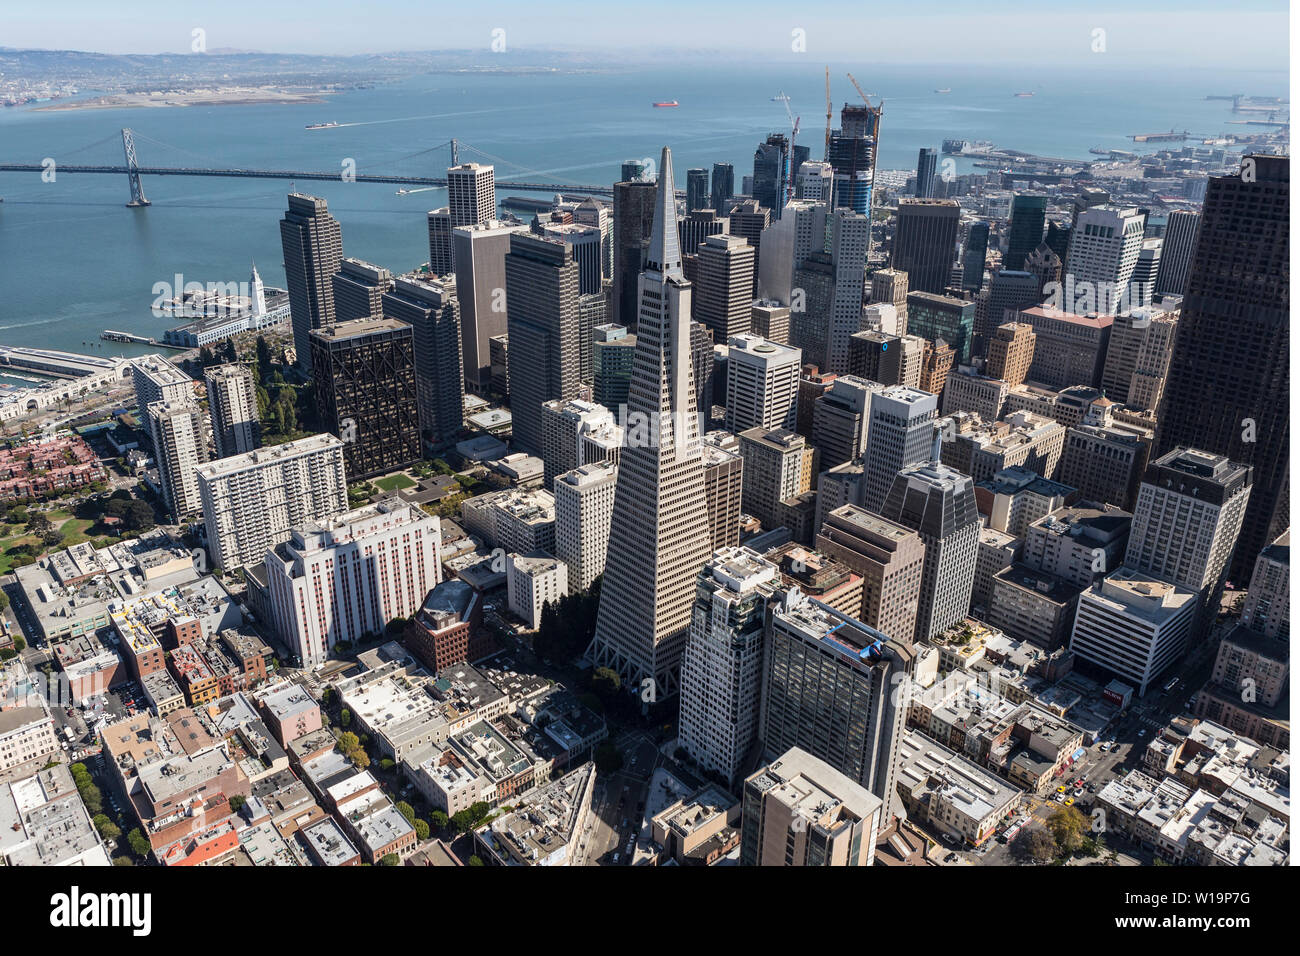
[1163,677,1179,694]
[1001,823,1023,843]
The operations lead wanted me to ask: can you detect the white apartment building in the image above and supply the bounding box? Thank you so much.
[492,489,557,555]
[264,498,442,667]
[724,333,801,434]
[197,433,348,571]
[132,354,194,410]
[0,707,59,774]
[507,552,568,629]
[540,398,616,489]
[553,460,618,593]
[147,399,208,522]
[204,363,261,458]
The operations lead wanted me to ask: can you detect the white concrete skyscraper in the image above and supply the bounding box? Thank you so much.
[196,433,349,572]
[861,386,938,513]
[554,460,618,594]
[678,547,780,786]
[264,498,441,669]
[204,363,261,459]
[589,146,712,697]
[147,399,208,522]
[1064,205,1146,313]
[724,333,801,434]
[1124,447,1252,627]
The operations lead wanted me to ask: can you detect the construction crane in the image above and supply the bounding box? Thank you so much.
[776,91,801,204]
[824,66,833,161]
[846,71,873,107]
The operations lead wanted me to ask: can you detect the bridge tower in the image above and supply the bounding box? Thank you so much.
[121,128,151,207]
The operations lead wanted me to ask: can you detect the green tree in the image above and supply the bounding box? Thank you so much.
[124,499,156,531]
[128,828,152,859]
[468,855,484,867]
[1020,827,1058,864]
[340,708,352,728]
[379,853,401,866]
[396,802,416,825]
[229,795,247,813]
[337,731,360,754]
[92,814,121,841]
[430,810,448,830]
[1047,806,1089,856]
[414,820,430,841]
[256,336,273,382]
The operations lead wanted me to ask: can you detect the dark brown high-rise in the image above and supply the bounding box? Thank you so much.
[310,317,421,480]
[280,193,343,373]
[1156,155,1288,581]
[612,180,657,332]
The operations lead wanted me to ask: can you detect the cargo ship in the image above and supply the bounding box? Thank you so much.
[935,88,952,94]
[305,121,341,130]
[1014,91,1034,97]
[653,101,679,108]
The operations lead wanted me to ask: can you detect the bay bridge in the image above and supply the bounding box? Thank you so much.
[0,128,637,206]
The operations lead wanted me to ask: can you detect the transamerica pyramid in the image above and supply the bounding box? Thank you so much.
[587,145,711,699]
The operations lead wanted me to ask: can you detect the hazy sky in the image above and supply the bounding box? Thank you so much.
[2,0,1289,70]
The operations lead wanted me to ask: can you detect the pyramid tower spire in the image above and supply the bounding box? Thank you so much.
[644,146,682,277]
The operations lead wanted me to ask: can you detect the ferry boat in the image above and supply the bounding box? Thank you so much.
[653,101,679,108]
[934,88,952,94]
[305,121,341,130]
[1014,91,1035,97]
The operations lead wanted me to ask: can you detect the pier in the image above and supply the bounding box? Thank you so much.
[101,330,187,350]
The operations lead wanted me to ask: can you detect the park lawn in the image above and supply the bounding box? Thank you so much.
[0,520,115,574]
[373,473,416,492]
[57,518,113,549]
[0,532,40,576]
